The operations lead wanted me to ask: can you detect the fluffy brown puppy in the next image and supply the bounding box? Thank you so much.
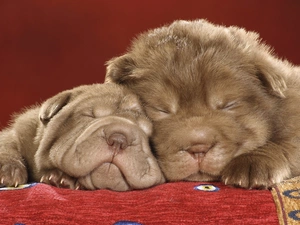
[105,19,300,189]
[0,83,165,191]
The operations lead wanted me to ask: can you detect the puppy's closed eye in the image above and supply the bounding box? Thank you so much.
[81,109,95,118]
[146,106,171,120]
[210,98,244,115]
[219,101,241,111]
[81,107,114,119]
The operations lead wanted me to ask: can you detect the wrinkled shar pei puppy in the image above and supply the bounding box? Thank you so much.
[0,83,165,191]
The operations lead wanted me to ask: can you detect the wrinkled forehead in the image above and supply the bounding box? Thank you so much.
[66,93,119,119]
[81,91,123,108]
[71,87,143,116]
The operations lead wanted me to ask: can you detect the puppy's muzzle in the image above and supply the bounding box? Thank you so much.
[185,127,216,159]
[56,116,164,190]
[103,121,137,152]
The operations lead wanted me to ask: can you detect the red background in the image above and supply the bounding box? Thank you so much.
[1,0,300,129]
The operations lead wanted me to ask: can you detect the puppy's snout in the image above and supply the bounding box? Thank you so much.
[107,133,128,150]
[188,143,212,154]
[186,127,216,157]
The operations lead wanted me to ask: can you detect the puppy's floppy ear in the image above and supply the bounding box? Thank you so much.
[228,26,288,98]
[105,54,138,84]
[255,55,288,98]
[39,92,71,125]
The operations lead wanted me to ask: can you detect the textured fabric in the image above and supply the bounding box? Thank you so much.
[0,182,278,225]
[272,177,300,225]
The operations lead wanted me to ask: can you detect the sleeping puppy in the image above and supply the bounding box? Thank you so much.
[105,19,300,189]
[0,83,165,191]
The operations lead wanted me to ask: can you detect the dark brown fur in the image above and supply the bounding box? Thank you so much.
[105,19,300,189]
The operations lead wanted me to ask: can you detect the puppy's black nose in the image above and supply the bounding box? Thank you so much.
[107,133,128,150]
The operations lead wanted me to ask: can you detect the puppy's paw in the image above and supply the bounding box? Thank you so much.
[0,158,28,187]
[221,154,291,189]
[40,169,80,190]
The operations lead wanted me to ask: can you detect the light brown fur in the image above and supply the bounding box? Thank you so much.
[0,83,165,190]
[105,19,300,189]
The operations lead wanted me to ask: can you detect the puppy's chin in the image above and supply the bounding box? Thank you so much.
[78,163,131,191]
[158,148,229,182]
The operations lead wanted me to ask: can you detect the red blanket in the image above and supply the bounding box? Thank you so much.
[0,182,278,225]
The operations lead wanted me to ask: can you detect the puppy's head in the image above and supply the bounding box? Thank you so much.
[105,19,290,182]
[35,83,165,190]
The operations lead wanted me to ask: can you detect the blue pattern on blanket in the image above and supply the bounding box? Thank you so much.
[0,183,37,191]
[194,184,220,192]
